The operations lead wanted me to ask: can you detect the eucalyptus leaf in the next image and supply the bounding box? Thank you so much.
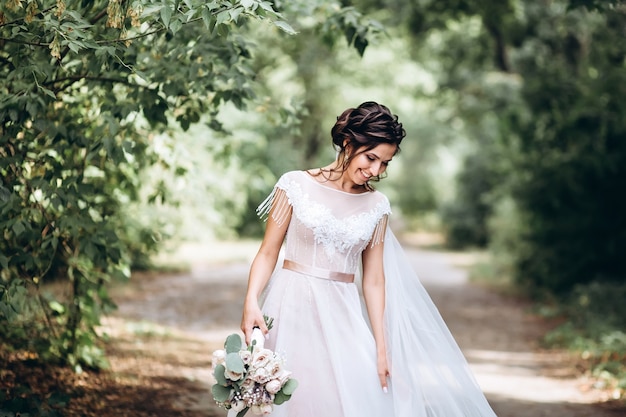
[225,352,244,374]
[211,383,232,402]
[273,390,290,405]
[213,364,228,386]
[280,378,298,395]
[225,333,243,353]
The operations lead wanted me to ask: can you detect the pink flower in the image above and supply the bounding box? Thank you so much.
[251,349,273,369]
[251,367,271,384]
[277,369,292,385]
[265,379,282,394]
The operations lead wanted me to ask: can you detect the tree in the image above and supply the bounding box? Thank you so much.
[505,3,626,293]
[357,0,626,293]
[0,0,293,369]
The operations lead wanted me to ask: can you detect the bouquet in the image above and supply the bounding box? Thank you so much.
[211,317,298,416]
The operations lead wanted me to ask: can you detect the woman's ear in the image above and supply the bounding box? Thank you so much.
[342,139,352,155]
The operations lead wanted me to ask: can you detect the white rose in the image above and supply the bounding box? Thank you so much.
[265,379,282,394]
[231,399,247,412]
[277,369,292,385]
[251,367,271,384]
[239,350,252,365]
[251,349,273,369]
[224,369,244,381]
[212,349,226,369]
[267,358,283,377]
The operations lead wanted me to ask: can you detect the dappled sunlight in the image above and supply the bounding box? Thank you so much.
[466,349,593,404]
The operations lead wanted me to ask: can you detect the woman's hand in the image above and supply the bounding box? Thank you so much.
[377,350,390,393]
[240,299,268,345]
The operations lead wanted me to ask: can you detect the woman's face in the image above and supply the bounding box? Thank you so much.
[345,143,397,186]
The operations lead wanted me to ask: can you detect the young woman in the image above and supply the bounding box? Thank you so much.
[240,101,498,417]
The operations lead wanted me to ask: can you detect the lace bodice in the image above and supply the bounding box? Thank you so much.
[258,171,391,275]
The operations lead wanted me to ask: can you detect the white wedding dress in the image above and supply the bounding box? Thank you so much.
[256,170,498,417]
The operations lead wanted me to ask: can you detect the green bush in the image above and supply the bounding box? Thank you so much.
[542,282,626,399]
[506,5,626,294]
[441,148,501,249]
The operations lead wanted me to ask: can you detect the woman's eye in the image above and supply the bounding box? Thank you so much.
[367,155,375,161]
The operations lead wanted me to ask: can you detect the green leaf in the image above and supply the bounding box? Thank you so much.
[141,4,164,17]
[230,7,243,22]
[211,383,231,402]
[160,6,173,28]
[216,10,230,26]
[224,333,242,353]
[280,378,298,395]
[273,390,290,405]
[213,363,228,385]
[170,18,183,34]
[274,20,296,35]
[258,1,275,12]
[38,85,57,99]
[225,352,244,373]
[49,300,65,314]
[11,220,25,237]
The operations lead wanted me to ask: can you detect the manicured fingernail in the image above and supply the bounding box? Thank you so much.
[383,387,388,394]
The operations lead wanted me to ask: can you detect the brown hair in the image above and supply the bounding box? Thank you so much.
[316,101,406,189]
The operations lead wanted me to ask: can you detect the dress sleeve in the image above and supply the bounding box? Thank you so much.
[369,213,389,248]
[256,185,292,227]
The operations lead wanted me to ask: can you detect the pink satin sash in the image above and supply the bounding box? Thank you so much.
[282,259,354,283]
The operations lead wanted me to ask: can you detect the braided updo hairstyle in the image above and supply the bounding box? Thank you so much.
[326,101,406,188]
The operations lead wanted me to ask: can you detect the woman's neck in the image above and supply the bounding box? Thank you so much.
[314,164,365,194]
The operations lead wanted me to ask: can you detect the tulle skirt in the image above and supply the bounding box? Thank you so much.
[261,267,393,416]
[260,229,498,417]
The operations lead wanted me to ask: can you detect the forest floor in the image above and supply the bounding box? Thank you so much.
[2,237,625,417]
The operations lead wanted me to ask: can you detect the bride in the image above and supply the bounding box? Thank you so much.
[239,101,498,416]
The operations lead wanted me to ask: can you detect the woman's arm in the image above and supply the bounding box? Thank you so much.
[240,189,292,344]
[362,236,389,392]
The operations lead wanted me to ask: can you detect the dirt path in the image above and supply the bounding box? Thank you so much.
[103,241,623,417]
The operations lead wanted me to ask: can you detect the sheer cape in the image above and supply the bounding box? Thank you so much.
[382,229,497,416]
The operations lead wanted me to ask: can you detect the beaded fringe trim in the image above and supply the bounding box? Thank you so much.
[256,187,291,227]
[370,214,388,248]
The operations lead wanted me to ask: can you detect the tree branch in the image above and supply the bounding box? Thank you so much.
[43,75,139,88]
[0,37,49,47]
[96,27,164,44]
[0,6,56,29]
